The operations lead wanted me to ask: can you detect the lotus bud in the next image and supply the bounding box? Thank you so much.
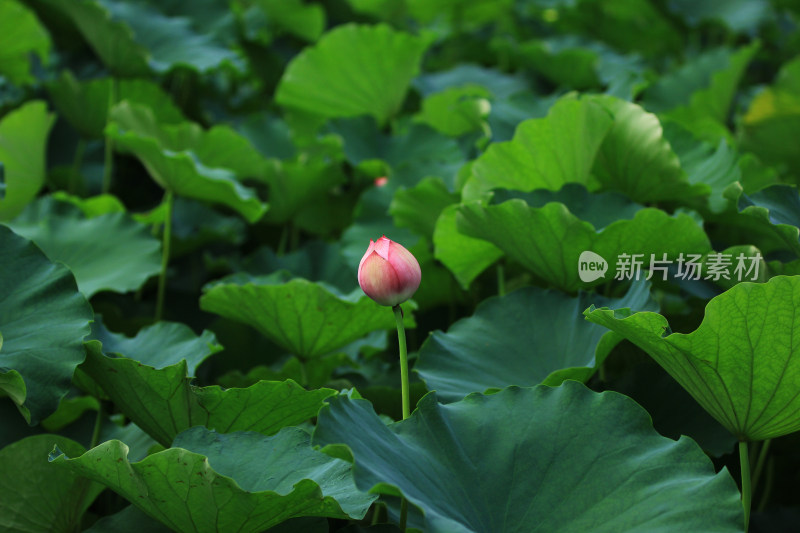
[358,235,421,307]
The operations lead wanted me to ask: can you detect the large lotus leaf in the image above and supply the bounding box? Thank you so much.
[52,192,126,217]
[258,158,347,224]
[668,0,772,34]
[588,95,709,202]
[35,0,149,76]
[491,183,642,230]
[81,340,335,446]
[586,275,800,441]
[663,43,760,143]
[91,319,222,374]
[463,95,613,200]
[0,226,93,424]
[664,124,743,214]
[407,0,513,28]
[413,64,529,99]
[0,435,104,533]
[496,36,601,90]
[433,204,504,288]
[86,505,172,533]
[107,103,267,222]
[41,395,99,432]
[0,101,56,221]
[8,198,161,297]
[741,58,800,176]
[109,101,269,179]
[644,49,729,112]
[168,196,248,256]
[276,24,430,125]
[328,117,465,189]
[43,0,237,75]
[241,0,326,42]
[415,86,491,137]
[457,200,712,291]
[50,426,374,532]
[48,72,184,139]
[0,0,50,85]
[200,277,414,359]
[86,504,325,533]
[74,317,222,404]
[416,280,656,402]
[313,382,743,533]
[241,241,356,294]
[728,184,800,257]
[100,0,240,73]
[390,177,460,238]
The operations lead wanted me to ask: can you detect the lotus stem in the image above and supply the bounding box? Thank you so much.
[393,304,410,530]
[155,190,173,321]
[752,439,771,492]
[393,304,410,420]
[102,78,117,194]
[739,440,751,532]
[497,263,505,297]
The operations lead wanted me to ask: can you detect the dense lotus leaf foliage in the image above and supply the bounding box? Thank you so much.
[1,0,799,531]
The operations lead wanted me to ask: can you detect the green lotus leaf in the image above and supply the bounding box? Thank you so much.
[588,95,709,202]
[415,86,491,137]
[313,382,743,533]
[457,200,712,292]
[433,204,503,288]
[241,0,326,42]
[50,426,375,532]
[0,0,50,85]
[585,275,800,441]
[85,505,172,533]
[48,72,184,139]
[42,0,238,75]
[490,183,642,230]
[81,339,334,446]
[101,0,240,73]
[496,36,601,90]
[0,225,93,424]
[276,24,430,125]
[107,102,268,222]
[0,101,56,221]
[0,435,104,533]
[667,0,772,33]
[258,158,347,224]
[407,0,513,28]
[241,240,356,294]
[390,177,460,238]
[741,58,800,177]
[416,280,656,402]
[51,192,126,217]
[8,198,161,297]
[413,64,528,99]
[41,395,99,432]
[723,183,800,258]
[328,117,465,189]
[666,128,742,213]
[110,101,269,179]
[662,43,760,143]
[200,277,414,359]
[35,0,149,76]
[91,319,222,374]
[645,44,759,119]
[463,95,614,200]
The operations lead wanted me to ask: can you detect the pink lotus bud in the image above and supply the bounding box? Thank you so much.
[358,235,421,306]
